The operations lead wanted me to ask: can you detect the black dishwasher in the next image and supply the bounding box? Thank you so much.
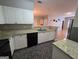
[0,39,12,59]
[27,32,38,47]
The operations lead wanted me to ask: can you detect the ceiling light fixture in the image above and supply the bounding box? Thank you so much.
[37,0,42,4]
[66,12,72,15]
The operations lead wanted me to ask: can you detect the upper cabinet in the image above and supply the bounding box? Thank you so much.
[0,5,34,24]
[3,6,17,24]
[0,6,5,24]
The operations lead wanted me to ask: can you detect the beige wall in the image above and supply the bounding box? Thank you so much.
[34,16,48,27]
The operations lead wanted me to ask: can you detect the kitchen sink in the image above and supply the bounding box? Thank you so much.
[37,29,47,31]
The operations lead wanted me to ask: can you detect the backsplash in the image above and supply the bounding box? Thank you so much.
[0,24,33,31]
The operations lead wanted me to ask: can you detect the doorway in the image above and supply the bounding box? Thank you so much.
[67,19,74,39]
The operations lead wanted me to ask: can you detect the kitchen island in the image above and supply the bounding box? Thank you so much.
[52,39,78,59]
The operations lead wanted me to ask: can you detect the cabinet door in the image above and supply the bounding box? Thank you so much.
[22,9,34,24]
[0,6,5,24]
[3,6,34,24]
[3,6,17,24]
[38,32,48,44]
[15,8,24,24]
[47,32,55,41]
[52,45,72,59]
[16,9,34,24]
[38,32,55,44]
[14,34,27,49]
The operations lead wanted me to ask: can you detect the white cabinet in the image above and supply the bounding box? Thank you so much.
[0,6,5,24]
[16,9,34,24]
[9,37,15,55]
[0,6,34,24]
[3,6,17,24]
[47,32,55,41]
[38,32,55,44]
[22,9,34,24]
[15,8,24,24]
[13,34,27,49]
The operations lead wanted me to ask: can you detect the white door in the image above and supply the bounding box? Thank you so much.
[13,34,27,49]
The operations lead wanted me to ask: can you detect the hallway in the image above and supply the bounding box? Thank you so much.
[56,29,67,40]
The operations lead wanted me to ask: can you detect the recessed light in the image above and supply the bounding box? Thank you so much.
[65,12,72,15]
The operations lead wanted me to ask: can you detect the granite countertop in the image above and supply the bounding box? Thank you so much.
[0,29,37,39]
[0,29,56,39]
[53,39,78,59]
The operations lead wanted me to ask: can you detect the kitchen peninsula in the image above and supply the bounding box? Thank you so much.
[0,29,56,57]
[52,39,78,59]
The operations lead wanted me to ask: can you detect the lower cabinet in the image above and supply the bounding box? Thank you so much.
[38,32,55,44]
[9,32,55,56]
[52,45,72,59]
[13,34,27,50]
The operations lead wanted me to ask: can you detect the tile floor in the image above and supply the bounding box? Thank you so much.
[0,56,9,59]
[13,41,53,59]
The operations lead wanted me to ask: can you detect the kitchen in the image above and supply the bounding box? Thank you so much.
[0,0,78,59]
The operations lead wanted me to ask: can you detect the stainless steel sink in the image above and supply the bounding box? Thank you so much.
[38,28,46,31]
[37,28,47,32]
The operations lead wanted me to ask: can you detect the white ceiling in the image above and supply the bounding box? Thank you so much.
[34,0,77,17]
